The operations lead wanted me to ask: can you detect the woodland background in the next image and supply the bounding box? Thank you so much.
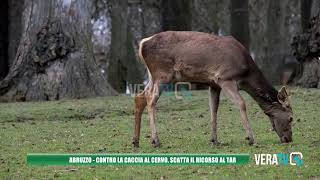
[0,0,320,102]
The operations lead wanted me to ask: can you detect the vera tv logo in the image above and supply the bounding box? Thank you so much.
[254,152,303,166]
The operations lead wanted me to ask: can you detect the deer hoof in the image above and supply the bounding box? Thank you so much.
[132,142,139,148]
[210,139,218,145]
[132,138,139,148]
[247,138,255,146]
[151,139,161,148]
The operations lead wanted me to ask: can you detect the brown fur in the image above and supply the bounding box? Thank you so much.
[133,31,293,147]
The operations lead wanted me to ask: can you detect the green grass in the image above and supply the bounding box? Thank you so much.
[0,87,319,179]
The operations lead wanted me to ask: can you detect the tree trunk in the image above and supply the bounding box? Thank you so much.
[161,0,192,31]
[125,29,144,86]
[301,0,313,32]
[192,0,225,34]
[8,0,24,67]
[0,0,116,102]
[230,0,250,49]
[107,0,144,93]
[107,0,128,93]
[261,0,286,84]
[292,9,320,88]
[0,0,9,80]
[311,0,320,17]
[141,0,162,36]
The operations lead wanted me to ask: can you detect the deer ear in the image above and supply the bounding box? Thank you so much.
[277,86,288,104]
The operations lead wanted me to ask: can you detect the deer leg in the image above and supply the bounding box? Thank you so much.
[208,86,221,145]
[219,81,255,145]
[147,82,161,147]
[132,91,147,147]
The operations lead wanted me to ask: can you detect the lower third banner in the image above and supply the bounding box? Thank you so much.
[27,154,250,166]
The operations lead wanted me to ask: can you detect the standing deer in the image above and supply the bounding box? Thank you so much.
[132,31,293,147]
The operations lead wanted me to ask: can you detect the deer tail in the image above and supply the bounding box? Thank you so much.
[138,36,154,86]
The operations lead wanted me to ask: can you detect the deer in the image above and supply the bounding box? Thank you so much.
[132,31,293,148]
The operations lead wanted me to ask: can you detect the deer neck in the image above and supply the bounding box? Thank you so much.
[241,73,281,116]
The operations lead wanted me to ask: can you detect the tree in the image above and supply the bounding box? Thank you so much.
[230,0,250,49]
[263,0,286,84]
[161,0,192,31]
[141,0,162,36]
[8,0,24,68]
[311,0,320,17]
[192,0,227,34]
[292,6,320,88]
[107,0,144,93]
[0,0,9,80]
[107,0,128,93]
[0,0,116,102]
[301,0,313,32]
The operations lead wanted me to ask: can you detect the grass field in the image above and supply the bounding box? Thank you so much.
[0,87,319,179]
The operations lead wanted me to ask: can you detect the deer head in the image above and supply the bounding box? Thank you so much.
[270,86,293,143]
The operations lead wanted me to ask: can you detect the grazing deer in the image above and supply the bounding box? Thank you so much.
[133,31,293,147]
